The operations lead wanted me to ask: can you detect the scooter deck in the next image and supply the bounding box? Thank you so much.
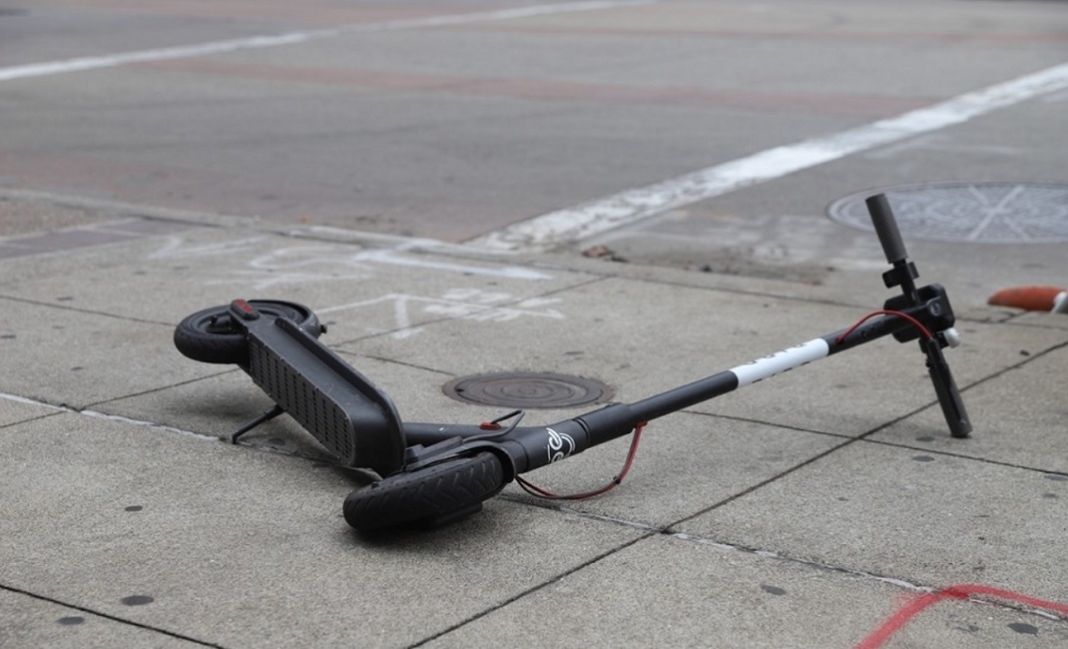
[245,316,406,475]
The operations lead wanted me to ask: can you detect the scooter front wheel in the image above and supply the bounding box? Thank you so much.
[174,300,321,365]
[344,452,505,532]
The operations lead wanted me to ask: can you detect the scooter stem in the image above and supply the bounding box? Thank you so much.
[866,194,972,438]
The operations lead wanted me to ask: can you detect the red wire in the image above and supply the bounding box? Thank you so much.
[515,422,646,501]
[835,309,934,346]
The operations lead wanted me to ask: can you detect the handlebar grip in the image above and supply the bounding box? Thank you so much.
[866,194,908,264]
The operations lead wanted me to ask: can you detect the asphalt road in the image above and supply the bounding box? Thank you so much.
[2,0,1066,253]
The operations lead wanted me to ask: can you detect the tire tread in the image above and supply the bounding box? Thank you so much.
[344,452,504,531]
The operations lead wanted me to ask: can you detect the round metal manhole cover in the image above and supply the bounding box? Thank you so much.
[828,182,1068,243]
[443,372,613,409]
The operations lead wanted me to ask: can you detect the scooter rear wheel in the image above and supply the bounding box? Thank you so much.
[174,300,321,365]
[344,452,505,532]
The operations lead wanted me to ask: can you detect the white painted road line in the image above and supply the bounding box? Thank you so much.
[0,32,327,82]
[0,0,651,83]
[469,60,1068,252]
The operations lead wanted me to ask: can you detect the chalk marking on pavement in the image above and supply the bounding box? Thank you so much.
[469,60,1068,252]
[0,0,651,82]
[146,233,552,291]
[318,289,564,339]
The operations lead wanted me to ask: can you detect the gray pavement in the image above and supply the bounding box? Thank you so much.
[2,207,1067,649]
[2,1,1068,648]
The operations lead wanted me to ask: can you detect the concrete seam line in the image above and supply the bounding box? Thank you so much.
[405,532,656,648]
[668,532,1068,625]
[0,391,216,440]
[0,294,176,327]
[669,531,932,593]
[468,59,1068,252]
[0,583,229,649]
[0,0,653,83]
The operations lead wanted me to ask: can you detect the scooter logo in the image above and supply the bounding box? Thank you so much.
[546,427,575,463]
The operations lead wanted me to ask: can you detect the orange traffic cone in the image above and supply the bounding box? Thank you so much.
[988,285,1068,313]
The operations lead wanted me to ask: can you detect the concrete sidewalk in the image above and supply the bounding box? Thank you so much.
[1,197,1067,649]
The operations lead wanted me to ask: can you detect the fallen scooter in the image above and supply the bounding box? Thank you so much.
[174,194,971,532]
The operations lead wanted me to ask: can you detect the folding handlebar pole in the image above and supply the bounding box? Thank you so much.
[866,194,972,438]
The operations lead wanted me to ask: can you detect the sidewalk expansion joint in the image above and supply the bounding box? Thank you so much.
[405,532,656,649]
[83,369,238,410]
[0,410,63,431]
[663,531,1068,624]
[497,492,662,533]
[0,390,217,441]
[335,351,458,378]
[859,437,1068,479]
[682,408,852,440]
[0,294,175,327]
[0,582,230,649]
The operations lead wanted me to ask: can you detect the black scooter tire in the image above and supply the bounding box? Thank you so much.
[344,452,505,532]
[174,300,321,365]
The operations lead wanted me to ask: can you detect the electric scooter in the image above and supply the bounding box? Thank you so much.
[174,194,971,532]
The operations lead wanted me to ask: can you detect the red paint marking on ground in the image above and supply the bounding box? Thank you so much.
[855,583,1068,649]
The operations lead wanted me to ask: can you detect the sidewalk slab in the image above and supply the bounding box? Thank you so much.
[677,441,1068,604]
[0,412,644,649]
[0,589,201,649]
[872,344,1068,474]
[0,226,593,342]
[346,276,1068,438]
[423,534,1068,649]
[0,298,215,408]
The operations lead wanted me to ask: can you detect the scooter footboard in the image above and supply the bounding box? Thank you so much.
[245,317,406,475]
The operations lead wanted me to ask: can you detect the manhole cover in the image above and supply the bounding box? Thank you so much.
[443,372,612,409]
[828,182,1068,243]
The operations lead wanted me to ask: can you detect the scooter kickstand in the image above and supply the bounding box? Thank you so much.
[231,405,285,444]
